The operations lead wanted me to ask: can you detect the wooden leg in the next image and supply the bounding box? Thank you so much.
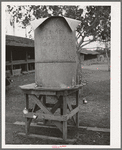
[26,94,29,110]
[67,99,76,125]
[60,96,63,116]
[25,118,32,135]
[62,96,67,141]
[76,90,79,128]
[61,108,63,115]
[60,97,63,127]
[25,94,32,135]
[43,96,46,124]
[26,103,41,134]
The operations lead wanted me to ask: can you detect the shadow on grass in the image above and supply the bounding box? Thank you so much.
[6,123,110,145]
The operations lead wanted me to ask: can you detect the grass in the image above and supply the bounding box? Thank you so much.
[5,67,110,145]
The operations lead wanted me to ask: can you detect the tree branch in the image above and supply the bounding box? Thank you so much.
[83,13,107,35]
[84,17,98,33]
[76,36,85,50]
[83,39,92,42]
[80,38,96,49]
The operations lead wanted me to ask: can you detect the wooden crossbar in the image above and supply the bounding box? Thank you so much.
[44,98,62,124]
[24,112,67,121]
[22,90,56,96]
[67,107,79,120]
[30,95,63,132]
[50,99,62,114]
[67,99,76,124]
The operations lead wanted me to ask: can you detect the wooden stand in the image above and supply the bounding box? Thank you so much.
[19,83,83,142]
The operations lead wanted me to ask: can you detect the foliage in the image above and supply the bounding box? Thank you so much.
[6,5,111,47]
[76,6,110,49]
[7,5,34,28]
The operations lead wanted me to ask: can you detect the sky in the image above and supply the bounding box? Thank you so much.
[6,11,33,38]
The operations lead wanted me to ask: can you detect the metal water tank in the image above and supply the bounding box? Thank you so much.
[31,16,80,88]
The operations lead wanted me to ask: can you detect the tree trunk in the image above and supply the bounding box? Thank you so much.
[105,42,110,71]
[76,51,82,84]
[25,26,27,38]
[105,48,110,71]
[13,16,17,36]
[74,31,82,84]
[13,21,15,35]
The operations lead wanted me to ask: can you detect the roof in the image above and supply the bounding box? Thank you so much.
[80,48,100,55]
[6,35,34,47]
[31,16,81,31]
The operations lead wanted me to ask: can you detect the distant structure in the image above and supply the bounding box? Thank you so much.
[6,35,34,75]
[80,48,100,65]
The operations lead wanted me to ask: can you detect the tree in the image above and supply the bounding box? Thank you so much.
[6,5,35,36]
[6,5,110,45]
[6,5,111,79]
[104,41,110,71]
[75,6,111,73]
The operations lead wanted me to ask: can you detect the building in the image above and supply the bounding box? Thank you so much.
[6,35,35,75]
[80,48,100,65]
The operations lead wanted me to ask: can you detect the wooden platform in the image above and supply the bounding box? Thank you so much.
[20,83,85,91]
[19,83,83,142]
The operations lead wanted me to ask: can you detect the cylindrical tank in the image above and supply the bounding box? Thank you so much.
[34,17,77,88]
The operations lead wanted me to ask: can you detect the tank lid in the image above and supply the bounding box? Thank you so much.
[31,16,81,31]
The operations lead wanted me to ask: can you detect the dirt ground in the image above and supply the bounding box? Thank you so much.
[5,64,110,145]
